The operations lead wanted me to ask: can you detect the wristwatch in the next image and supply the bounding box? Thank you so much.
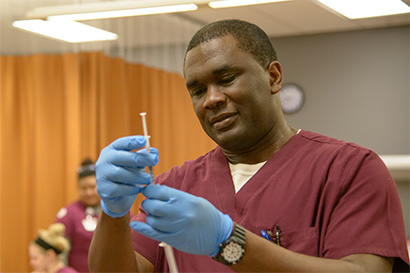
[213,222,246,265]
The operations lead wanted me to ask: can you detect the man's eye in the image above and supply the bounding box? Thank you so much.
[191,87,206,96]
[219,75,236,85]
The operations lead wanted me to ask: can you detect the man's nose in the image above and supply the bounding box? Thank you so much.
[203,85,226,109]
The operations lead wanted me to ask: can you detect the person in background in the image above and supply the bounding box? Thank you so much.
[89,19,409,272]
[55,158,100,273]
[29,223,78,273]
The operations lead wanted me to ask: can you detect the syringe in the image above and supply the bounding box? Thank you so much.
[140,112,154,184]
[139,112,179,273]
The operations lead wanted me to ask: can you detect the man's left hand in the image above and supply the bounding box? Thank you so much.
[130,184,233,256]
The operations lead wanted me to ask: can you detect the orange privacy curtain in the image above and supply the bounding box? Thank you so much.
[0,52,215,272]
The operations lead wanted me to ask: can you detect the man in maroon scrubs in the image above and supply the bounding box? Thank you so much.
[89,19,409,272]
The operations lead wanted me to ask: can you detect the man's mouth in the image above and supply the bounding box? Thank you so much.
[210,113,236,130]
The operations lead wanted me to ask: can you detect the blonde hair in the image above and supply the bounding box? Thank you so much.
[33,223,70,254]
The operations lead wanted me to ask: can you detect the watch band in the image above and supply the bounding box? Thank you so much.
[213,222,246,265]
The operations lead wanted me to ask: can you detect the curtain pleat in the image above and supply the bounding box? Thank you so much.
[0,52,215,272]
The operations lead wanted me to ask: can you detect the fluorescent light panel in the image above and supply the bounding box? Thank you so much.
[26,0,210,19]
[12,20,118,43]
[316,0,410,19]
[15,1,201,43]
[209,0,291,8]
[47,4,198,21]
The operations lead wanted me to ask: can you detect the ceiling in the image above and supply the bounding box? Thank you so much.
[1,0,409,55]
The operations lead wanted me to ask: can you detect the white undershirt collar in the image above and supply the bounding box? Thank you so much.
[228,129,302,193]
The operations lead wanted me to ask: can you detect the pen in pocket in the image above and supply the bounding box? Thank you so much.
[261,225,281,246]
[261,229,272,241]
[275,225,281,246]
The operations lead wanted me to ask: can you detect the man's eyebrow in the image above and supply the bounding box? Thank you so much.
[212,65,232,75]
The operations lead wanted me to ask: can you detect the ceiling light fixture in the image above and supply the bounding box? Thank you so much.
[47,4,198,21]
[12,19,118,43]
[208,0,291,9]
[26,0,207,20]
[316,0,410,19]
[14,0,207,43]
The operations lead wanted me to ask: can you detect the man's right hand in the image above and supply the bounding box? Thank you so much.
[96,135,159,218]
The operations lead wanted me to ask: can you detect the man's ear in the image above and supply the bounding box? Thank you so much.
[268,61,283,94]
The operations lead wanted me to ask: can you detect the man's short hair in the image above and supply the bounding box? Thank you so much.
[185,19,278,68]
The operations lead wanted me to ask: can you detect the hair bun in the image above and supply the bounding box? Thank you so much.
[78,157,95,178]
[48,223,65,237]
[81,158,94,166]
[35,223,70,254]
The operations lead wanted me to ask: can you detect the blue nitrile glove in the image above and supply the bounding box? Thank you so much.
[129,184,233,256]
[96,135,158,218]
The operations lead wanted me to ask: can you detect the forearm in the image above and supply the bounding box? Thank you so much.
[229,229,393,273]
[89,212,138,272]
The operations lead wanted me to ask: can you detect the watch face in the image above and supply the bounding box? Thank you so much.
[221,241,245,263]
[279,83,305,114]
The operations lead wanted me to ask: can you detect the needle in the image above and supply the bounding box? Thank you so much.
[140,112,154,184]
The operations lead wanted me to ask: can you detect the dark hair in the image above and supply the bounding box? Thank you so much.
[77,158,95,179]
[185,19,278,69]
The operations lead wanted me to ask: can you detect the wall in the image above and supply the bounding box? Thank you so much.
[271,25,410,235]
